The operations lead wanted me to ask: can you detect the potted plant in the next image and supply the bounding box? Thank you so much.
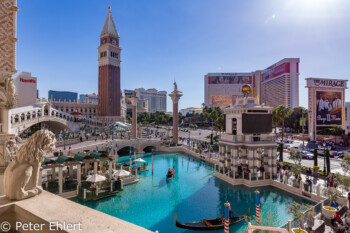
[304,206,315,231]
[291,165,302,188]
[288,202,310,233]
[334,174,350,206]
[322,187,339,219]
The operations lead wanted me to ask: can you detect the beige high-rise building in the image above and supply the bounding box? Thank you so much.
[204,58,300,109]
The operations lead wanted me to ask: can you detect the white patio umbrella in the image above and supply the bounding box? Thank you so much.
[112,169,130,177]
[134,158,146,163]
[86,174,106,182]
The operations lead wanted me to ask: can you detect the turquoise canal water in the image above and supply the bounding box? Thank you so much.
[70,153,314,232]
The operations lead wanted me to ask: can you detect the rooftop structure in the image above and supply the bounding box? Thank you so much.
[216,86,278,186]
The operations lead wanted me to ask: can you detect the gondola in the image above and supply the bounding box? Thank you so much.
[174,209,249,231]
[166,172,174,179]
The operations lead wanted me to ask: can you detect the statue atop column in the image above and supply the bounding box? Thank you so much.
[169,82,183,144]
[174,81,178,92]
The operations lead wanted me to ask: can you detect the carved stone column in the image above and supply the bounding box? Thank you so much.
[130,97,138,139]
[58,165,63,194]
[0,0,19,196]
[77,163,82,187]
[169,84,182,145]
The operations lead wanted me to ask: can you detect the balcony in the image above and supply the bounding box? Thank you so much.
[220,134,275,143]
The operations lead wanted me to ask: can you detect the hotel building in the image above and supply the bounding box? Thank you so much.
[204,58,300,109]
[13,72,37,107]
[135,88,167,113]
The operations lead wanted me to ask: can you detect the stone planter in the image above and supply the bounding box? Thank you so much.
[338,196,348,206]
[323,206,336,219]
[292,179,300,188]
[292,229,307,233]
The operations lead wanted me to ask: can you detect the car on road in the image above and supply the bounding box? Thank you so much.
[338,151,350,158]
[281,139,293,144]
[301,151,314,159]
[329,151,338,158]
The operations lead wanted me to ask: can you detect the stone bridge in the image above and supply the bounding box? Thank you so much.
[8,101,104,135]
[63,139,161,156]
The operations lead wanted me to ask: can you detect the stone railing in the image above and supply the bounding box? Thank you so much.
[220,134,275,143]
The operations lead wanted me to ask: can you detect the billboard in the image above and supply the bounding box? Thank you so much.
[306,79,347,88]
[208,75,252,84]
[242,114,272,134]
[316,91,342,126]
[212,95,241,108]
[261,62,290,82]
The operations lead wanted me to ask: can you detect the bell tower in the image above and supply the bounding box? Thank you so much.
[97,6,123,122]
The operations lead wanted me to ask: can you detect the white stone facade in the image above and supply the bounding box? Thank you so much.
[135,88,167,113]
[217,97,278,184]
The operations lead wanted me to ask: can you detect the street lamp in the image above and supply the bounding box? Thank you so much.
[188,130,191,148]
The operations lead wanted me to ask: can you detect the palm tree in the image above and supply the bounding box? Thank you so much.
[275,105,291,141]
[209,111,218,131]
[272,108,279,135]
[215,114,224,133]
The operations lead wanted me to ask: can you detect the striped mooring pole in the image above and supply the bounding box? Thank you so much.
[255,190,260,225]
[152,149,154,174]
[134,148,137,167]
[224,201,230,233]
[129,147,132,172]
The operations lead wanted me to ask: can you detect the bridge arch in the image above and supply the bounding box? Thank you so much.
[20,119,73,135]
[117,146,138,156]
[143,146,156,153]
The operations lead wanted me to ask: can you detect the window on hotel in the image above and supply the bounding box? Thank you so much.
[232,118,237,135]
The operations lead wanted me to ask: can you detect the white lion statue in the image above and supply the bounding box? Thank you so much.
[4,130,56,200]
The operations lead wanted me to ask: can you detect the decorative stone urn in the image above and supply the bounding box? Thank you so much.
[338,196,348,207]
[322,206,336,219]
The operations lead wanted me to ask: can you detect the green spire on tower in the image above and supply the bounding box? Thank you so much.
[101,6,118,37]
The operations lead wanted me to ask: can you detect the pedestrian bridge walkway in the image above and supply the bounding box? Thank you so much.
[9,101,104,135]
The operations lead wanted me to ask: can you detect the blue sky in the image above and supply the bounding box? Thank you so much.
[16,0,350,111]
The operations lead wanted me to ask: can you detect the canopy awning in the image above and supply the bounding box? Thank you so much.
[74,153,92,161]
[42,157,56,166]
[86,174,106,182]
[90,152,103,159]
[55,155,75,164]
[112,169,130,177]
[134,158,146,163]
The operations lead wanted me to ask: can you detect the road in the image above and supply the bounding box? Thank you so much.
[147,128,349,173]
[283,140,346,174]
